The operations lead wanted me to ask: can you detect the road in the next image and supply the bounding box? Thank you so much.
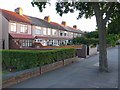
[9,46,118,88]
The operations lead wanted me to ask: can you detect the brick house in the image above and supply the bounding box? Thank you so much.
[1,7,34,49]
[0,7,83,49]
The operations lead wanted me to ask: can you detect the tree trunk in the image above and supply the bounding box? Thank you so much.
[96,15,109,72]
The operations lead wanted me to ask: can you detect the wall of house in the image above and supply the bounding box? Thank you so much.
[28,25,32,34]
[0,10,2,49]
[2,15,9,49]
[16,22,20,33]
[31,26,35,36]
[9,22,32,35]
[32,26,44,37]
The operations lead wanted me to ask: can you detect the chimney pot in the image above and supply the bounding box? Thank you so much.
[73,25,77,29]
[15,7,23,15]
[44,16,50,22]
[61,21,66,26]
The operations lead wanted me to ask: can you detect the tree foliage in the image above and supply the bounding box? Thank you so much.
[73,37,99,45]
[85,31,99,38]
[107,16,120,34]
[106,34,119,46]
[31,2,48,12]
[31,1,120,21]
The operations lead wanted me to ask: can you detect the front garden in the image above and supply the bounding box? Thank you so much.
[2,48,76,72]
[2,48,78,88]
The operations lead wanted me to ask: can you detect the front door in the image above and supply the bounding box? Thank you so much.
[2,40,5,49]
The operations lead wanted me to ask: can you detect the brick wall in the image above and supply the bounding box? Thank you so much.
[76,45,87,58]
[9,39,20,49]
[40,45,82,49]
[41,61,63,74]
[2,57,78,88]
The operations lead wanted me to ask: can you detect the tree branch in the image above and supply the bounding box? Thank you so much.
[101,2,113,14]
[92,2,102,20]
[104,3,115,24]
[92,2,101,15]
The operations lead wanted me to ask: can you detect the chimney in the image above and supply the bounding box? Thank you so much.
[73,25,77,29]
[15,7,23,15]
[61,21,66,26]
[44,16,50,22]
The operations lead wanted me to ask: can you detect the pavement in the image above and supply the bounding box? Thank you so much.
[9,46,118,88]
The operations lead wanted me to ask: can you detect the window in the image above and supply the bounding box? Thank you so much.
[22,40,33,47]
[35,29,42,35]
[43,28,47,35]
[36,26,41,30]
[64,31,67,36]
[60,33,63,36]
[78,34,81,37]
[48,28,51,35]
[74,33,78,37]
[70,32,73,36]
[40,39,43,42]
[76,33,77,36]
[52,29,57,35]
[35,26,43,35]
[10,23,16,32]
[20,24,28,33]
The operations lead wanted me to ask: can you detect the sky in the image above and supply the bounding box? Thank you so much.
[0,0,97,32]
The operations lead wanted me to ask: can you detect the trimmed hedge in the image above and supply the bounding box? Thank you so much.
[2,49,76,71]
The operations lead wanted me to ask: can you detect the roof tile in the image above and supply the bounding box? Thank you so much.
[2,9,31,24]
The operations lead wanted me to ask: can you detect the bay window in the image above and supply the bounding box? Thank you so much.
[22,40,33,47]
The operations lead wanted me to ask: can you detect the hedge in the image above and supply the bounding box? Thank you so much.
[2,48,76,71]
[72,37,99,45]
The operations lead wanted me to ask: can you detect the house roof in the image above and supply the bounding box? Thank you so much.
[27,16,57,29]
[64,26,83,34]
[1,8,83,34]
[50,22,83,34]
[1,9,31,24]
[50,22,66,31]
[10,33,34,39]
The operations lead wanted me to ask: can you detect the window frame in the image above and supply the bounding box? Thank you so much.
[20,24,28,33]
[47,28,51,35]
[10,22,17,32]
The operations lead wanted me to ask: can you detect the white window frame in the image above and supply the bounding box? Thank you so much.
[52,29,57,36]
[20,24,28,33]
[36,26,41,30]
[43,27,47,35]
[22,40,33,47]
[64,31,68,36]
[47,28,51,35]
[10,23,16,32]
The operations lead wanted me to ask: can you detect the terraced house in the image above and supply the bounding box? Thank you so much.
[0,7,83,50]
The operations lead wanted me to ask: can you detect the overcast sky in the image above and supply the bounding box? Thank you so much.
[0,0,97,32]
